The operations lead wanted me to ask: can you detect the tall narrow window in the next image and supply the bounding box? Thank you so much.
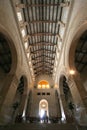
[39,99,49,122]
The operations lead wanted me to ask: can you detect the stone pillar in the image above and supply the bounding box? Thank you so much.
[18,89,29,120]
[0,74,19,125]
[68,73,87,112]
[0,74,14,110]
[60,94,72,123]
[67,73,87,124]
[74,76,87,111]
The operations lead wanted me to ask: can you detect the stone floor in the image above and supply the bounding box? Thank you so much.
[0,123,78,130]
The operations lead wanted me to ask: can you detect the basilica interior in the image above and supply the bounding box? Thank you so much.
[0,0,87,130]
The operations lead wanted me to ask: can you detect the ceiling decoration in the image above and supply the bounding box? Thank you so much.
[15,0,70,80]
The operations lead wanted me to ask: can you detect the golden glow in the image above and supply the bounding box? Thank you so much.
[42,85,45,89]
[69,70,75,75]
[41,102,47,108]
[38,80,50,89]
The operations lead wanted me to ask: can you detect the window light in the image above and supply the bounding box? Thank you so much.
[57,52,59,59]
[42,85,45,89]
[17,12,22,21]
[58,41,62,50]
[30,67,33,72]
[69,70,75,75]
[29,61,32,66]
[27,53,29,58]
[24,42,28,50]
[38,85,41,89]
[21,29,26,37]
[46,85,49,89]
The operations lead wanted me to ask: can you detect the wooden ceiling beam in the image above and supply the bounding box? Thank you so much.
[32,54,53,58]
[35,68,53,73]
[33,61,54,66]
[16,2,70,8]
[20,20,65,27]
[31,49,55,54]
[34,65,43,70]
[35,70,52,75]
[29,33,56,37]
[30,42,56,47]
[34,65,53,70]
[32,56,54,60]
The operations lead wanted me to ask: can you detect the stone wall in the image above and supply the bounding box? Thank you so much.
[28,88,61,118]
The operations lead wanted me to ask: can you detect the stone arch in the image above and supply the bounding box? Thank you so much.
[12,75,28,122]
[35,74,54,88]
[68,23,87,123]
[69,22,87,71]
[0,28,18,110]
[0,26,17,75]
[38,80,50,89]
[68,23,87,101]
[39,99,49,119]
[59,75,74,123]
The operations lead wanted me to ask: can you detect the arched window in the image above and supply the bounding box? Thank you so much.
[39,99,49,120]
[38,80,49,89]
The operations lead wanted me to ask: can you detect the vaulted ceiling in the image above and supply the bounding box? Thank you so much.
[15,0,70,80]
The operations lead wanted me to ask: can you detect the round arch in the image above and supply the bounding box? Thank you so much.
[39,99,49,118]
[0,26,17,75]
[59,75,74,122]
[38,80,50,89]
[69,22,87,71]
[0,27,18,109]
[68,24,87,123]
[69,23,87,92]
[12,75,28,122]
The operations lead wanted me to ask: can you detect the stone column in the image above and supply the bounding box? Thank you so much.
[0,74,19,125]
[18,89,29,120]
[74,76,87,112]
[67,73,87,124]
[60,94,72,123]
[68,73,87,112]
[0,74,14,110]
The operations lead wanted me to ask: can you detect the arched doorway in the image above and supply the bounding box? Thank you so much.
[39,99,49,122]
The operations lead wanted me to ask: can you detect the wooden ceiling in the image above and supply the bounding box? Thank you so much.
[16,0,69,77]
